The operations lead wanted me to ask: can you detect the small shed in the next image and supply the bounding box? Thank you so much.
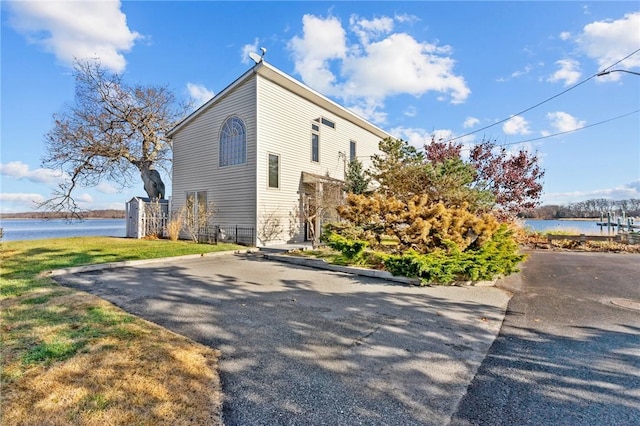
[126,197,169,239]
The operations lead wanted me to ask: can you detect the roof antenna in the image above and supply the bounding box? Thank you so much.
[249,47,267,64]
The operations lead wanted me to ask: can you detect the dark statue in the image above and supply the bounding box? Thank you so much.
[142,168,165,199]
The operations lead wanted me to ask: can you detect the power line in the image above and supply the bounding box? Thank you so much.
[499,109,640,147]
[445,48,640,144]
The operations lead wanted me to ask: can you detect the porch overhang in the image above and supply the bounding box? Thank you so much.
[301,172,344,185]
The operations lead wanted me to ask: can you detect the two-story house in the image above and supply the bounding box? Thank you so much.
[168,60,392,246]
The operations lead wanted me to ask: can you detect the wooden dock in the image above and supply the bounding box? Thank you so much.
[547,234,616,243]
[547,232,640,245]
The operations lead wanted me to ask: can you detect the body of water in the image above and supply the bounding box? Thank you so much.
[0,218,126,242]
[0,217,625,242]
[523,219,621,235]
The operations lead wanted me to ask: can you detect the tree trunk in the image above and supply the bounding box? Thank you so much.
[140,167,166,199]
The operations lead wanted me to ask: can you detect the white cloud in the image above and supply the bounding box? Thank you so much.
[348,100,388,124]
[8,0,140,73]
[463,117,480,129]
[503,115,531,135]
[390,126,476,152]
[77,193,94,203]
[241,38,260,65]
[0,161,66,184]
[288,14,470,124]
[546,111,586,133]
[349,14,394,45]
[95,182,119,194]
[511,65,533,78]
[544,180,640,204]
[576,11,640,79]
[288,14,347,97]
[341,33,468,102]
[0,193,46,204]
[389,126,432,149]
[559,31,572,41]
[403,106,417,117]
[0,193,46,212]
[187,83,215,107]
[547,59,582,86]
[394,13,420,25]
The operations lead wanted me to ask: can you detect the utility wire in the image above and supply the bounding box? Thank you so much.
[498,109,640,147]
[445,48,640,144]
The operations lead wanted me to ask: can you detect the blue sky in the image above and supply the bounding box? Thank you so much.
[1,1,639,214]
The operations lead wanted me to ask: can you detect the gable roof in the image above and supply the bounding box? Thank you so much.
[167,61,392,140]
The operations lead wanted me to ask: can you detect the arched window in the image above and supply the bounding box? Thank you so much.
[219,116,246,167]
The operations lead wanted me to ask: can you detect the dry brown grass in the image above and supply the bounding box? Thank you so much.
[518,232,640,253]
[1,291,222,426]
[166,215,183,241]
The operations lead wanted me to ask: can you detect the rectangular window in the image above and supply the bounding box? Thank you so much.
[311,123,320,132]
[350,140,356,162]
[321,117,335,129]
[268,153,279,188]
[186,191,208,231]
[311,133,319,162]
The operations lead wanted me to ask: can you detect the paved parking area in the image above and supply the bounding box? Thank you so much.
[55,252,510,425]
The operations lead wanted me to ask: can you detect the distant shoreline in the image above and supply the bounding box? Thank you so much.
[0,217,124,220]
[0,210,125,220]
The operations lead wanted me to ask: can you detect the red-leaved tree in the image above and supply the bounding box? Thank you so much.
[425,138,544,219]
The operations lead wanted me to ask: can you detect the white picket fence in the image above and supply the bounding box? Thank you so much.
[126,197,170,239]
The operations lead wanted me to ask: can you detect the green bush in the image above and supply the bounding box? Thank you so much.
[383,225,525,285]
[323,232,368,262]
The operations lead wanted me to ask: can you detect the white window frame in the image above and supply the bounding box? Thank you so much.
[185,190,208,228]
[311,131,320,163]
[219,116,247,167]
[268,153,280,189]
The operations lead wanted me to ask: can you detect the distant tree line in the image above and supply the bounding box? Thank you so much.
[0,210,125,219]
[521,199,640,219]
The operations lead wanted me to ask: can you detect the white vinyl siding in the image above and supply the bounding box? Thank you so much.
[255,75,385,243]
[171,62,390,246]
[171,77,257,230]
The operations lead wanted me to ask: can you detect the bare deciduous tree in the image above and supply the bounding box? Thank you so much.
[258,208,284,245]
[179,197,217,243]
[40,59,190,217]
[300,178,344,248]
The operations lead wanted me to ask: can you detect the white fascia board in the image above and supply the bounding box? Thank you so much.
[256,62,392,141]
[167,63,263,138]
[167,60,393,141]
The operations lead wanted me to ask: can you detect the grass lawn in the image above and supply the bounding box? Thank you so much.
[1,237,243,425]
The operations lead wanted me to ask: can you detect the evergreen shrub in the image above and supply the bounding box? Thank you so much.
[382,225,525,285]
[323,232,368,263]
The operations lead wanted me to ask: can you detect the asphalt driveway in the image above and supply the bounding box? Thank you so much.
[54,252,510,425]
[451,251,640,425]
